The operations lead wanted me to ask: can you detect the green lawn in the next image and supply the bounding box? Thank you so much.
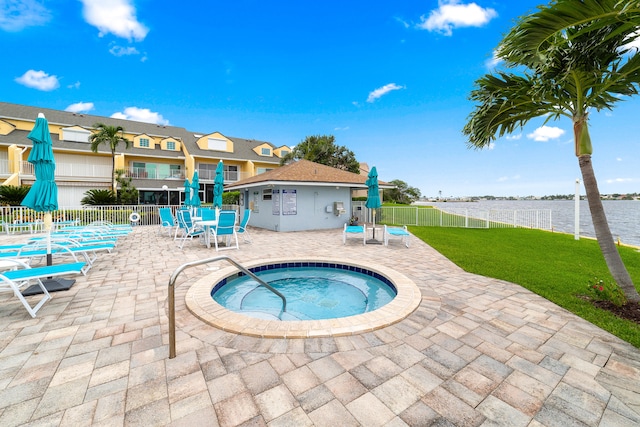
[409,226,640,348]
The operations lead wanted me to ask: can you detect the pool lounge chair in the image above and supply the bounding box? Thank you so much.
[383,225,410,248]
[0,259,86,317]
[343,223,367,245]
[235,209,252,243]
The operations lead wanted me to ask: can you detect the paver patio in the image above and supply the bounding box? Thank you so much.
[0,225,639,426]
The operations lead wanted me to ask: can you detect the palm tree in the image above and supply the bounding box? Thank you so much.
[89,123,132,193]
[463,0,640,302]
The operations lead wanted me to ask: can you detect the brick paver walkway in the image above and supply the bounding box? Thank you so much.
[0,226,639,426]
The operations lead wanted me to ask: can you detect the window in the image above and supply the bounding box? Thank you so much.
[207,137,227,151]
[256,167,273,175]
[280,150,289,156]
[261,147,271,156]
[140,138,150,148]
[166,141,176,150]
[62,128,90,143]
[225,165,238,181]
[262,189,272,200]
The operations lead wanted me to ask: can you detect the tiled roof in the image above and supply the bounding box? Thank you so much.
[0,102,282,164]
[225,159,392,189]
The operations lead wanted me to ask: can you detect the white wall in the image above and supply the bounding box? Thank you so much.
[247,185,352,231]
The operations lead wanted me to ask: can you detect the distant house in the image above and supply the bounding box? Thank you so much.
[225,159,393,232]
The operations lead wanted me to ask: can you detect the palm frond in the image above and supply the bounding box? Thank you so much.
[463,73,565,148]
[499,0,640,66]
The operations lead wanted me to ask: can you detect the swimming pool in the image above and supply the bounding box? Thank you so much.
[212,263,397,320]
[185,257,422,338]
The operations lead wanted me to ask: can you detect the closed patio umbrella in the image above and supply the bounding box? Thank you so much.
[190,170,201,207]
[365,166,382,243]
[21,113,74,291]
[183,178,192,207]
[213,160,224,210]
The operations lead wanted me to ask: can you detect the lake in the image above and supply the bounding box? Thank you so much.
[422,200,640,248]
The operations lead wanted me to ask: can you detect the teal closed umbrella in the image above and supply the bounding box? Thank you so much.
[190,170,201,207]
[183,178,192,207]
[21,113,74,291]
[22,113,58,212]
[213,160,224,209]
[365,166,382,243]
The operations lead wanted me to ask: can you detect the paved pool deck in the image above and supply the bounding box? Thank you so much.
[0,225,639,426]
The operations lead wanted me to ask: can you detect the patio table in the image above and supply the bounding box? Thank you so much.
[195,219,218,248]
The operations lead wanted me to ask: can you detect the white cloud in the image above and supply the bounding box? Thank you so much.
[497,174,521,182]
[67,81,81,89]
[80,0,148,41]
[111,107,169,125]
[367,83,405,103]
[418,0,497,36]
[109,45,140,56]
[15,69,59,91]
[506,134,522,140]
[526,126,565,142]
[395,17,410,29]
[0,0,50,31]
[606,178,633,184]
[485,50,501,69]
[334,126,350,131]
[617,157,623,161]
[65,102,95,113]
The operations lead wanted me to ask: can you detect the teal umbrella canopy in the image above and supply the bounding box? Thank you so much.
[213,161,224,209]
[190,170,201,207]
[365,166,381,209]
[183,178,192,207]
[21,114,58,212]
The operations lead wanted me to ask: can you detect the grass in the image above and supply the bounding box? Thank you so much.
[408,226,640,348]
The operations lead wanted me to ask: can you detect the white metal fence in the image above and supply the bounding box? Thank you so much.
[352,203,553,231]
[0,204,240,229]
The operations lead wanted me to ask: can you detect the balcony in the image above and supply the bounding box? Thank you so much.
[126,167,185,180]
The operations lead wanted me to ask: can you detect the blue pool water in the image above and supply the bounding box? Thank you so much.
[212,264,397,321]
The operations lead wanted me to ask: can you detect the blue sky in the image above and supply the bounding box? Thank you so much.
[2,0,639,198]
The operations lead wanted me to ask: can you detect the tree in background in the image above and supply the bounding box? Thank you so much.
[0,185,30,206]
[383,179,421,204]
[463,0,640,302]
[115,169,139,205]
[89,123,132,193]
[81,189,117,205]
[280,135,360,173]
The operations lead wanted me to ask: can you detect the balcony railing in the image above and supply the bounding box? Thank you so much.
[21,161,112,178]
[126,167,185,180]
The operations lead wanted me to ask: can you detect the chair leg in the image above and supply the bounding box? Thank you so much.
[14,279,51,317]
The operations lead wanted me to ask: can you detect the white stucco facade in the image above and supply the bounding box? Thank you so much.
[241,184,353,232]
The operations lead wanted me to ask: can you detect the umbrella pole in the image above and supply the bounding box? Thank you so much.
[41,212,76,291]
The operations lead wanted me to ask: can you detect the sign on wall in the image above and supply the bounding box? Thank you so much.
[282,189,297,215]
[272,189,280,215]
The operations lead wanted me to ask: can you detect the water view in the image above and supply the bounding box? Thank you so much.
[426,200,640,248]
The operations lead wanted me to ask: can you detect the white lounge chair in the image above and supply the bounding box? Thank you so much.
[343,223,367,245]
[383,225,410,248]
[0,259,86,317]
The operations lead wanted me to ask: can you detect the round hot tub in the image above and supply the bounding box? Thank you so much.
[185,257,422,338]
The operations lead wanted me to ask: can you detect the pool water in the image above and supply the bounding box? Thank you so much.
[212,266,396,320]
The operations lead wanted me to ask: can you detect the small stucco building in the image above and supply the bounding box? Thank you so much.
[225,159,392,232]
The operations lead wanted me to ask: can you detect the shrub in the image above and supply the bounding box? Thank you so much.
[588,277,628,307]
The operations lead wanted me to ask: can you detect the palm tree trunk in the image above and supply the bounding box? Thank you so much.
[578,154,640,303]
[111,153,117,195]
